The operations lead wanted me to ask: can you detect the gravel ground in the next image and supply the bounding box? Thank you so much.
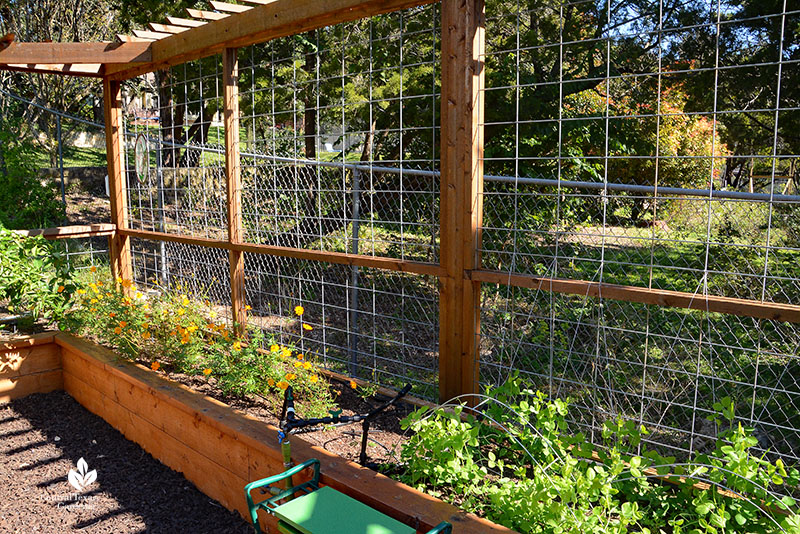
[0,391,253,534]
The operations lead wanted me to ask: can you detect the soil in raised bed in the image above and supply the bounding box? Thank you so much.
[0,391,253,533]
[163,368,419,469]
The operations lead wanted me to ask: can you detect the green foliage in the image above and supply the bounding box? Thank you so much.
[398,376,800,534]
[0,228,73,326]
[0,118,65,229]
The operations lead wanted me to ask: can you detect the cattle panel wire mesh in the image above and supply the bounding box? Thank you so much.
[120,4,442,396]
[238,6,441,262]
[129,237,234,327]
[479,0,800,462]
[124,55,228,240]
[244,253,439,398]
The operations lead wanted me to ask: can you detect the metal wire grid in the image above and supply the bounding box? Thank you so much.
[480,282,800,462]
[124,56,228,240]
[243,253,439,399]
[57,237,109,271]
[129,237,233,327]
[238,4,441,262]
[478,0,800,462]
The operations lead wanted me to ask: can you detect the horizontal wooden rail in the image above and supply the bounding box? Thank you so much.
[14,224,116,240]
[120,228,445,277]
[0,41,151,65]
[469,269,800,324]
[105,0,437,80]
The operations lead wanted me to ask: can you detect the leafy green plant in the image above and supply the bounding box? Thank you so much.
[0,228,74,326]
[398,377,800,534]
[0,118,65,230]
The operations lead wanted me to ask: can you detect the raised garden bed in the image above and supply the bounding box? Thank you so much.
[0,333,515,534]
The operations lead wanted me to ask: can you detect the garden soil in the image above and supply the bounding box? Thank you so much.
[0,391,253,533]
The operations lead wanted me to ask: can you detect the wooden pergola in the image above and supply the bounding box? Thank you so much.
[1,0,798,404]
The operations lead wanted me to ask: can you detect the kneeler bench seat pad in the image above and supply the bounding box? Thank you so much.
[272,485,416,534]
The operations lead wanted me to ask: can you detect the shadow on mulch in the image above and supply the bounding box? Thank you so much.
[0,391,252,533]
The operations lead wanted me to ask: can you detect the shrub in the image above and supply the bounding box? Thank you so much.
[0,228,74,326]
[0,118,65,229]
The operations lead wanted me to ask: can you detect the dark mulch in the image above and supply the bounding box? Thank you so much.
[0,391,253,534]
[165,369,417,468]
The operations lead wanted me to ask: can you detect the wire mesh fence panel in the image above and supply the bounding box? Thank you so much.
[243,253,439,399]
[129,237,233,327]
[479,282,800,462]
[479,0,800,464]
[124,56,229,240]
[238,5,441,262]
[55,237,110,272]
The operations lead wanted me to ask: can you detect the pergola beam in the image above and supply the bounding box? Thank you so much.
[0,41,151,65]
[106,0,436,80]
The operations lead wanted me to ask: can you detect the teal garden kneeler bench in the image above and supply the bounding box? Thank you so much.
[244,459,453,534]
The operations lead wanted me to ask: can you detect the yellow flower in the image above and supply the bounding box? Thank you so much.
[349,380,357,390]
[135,292,143,299]
[277,381,289,390]
[209,311,217,319]
[286,373,297,381]
[245,305,251,311]
[90,298,98,304]
[294,305,304,316]
[119,321,127,328]
[89,307,97,312]
[294,361,302,368]
[116,276,123,284]
[187,325,198,333]
[297,354,304,360]
[177,308,185,316]
[302,323,313,331]
[203,368,212,376]
[268,378,275,387]
[57,285,65,293]
[97,281,104,287]
[281,348,291,359]
[122,279,132,288]
[232,341,242,352]
[114,326,122,334]
[151,361,160,371]
[309,375,318,383]
[142,331,151,340]
[97,294,104,300]
[182,297,190,306]
[270,344,279,353]
[303,362,312,370]
[90,266,97,273]
[77,289,86,295]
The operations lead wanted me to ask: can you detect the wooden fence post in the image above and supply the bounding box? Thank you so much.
[103,77,133,286]
[439,0,485,403]
[223,47,247,335]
